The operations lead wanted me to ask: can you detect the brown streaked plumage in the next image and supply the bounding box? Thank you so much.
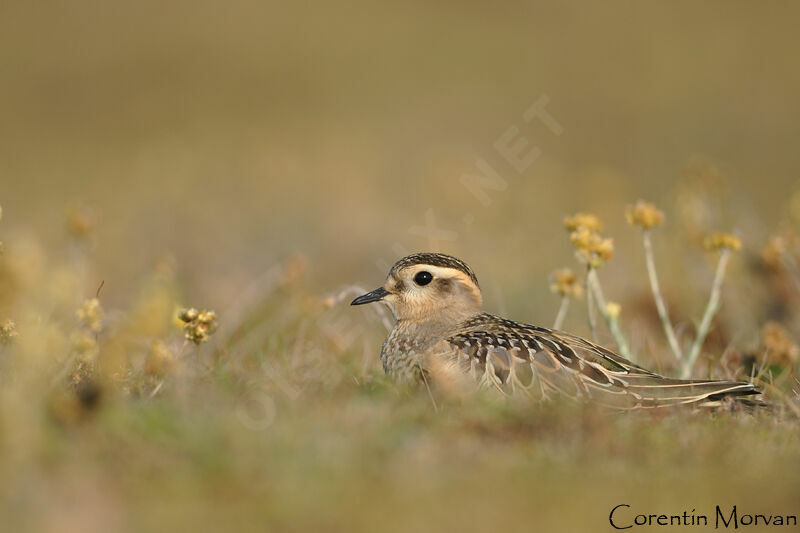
[352,252,761,409]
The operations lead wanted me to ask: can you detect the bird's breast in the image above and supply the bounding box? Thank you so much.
[380,327,429,383]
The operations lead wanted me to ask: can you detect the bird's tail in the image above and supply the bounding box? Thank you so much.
[614,375,762,409]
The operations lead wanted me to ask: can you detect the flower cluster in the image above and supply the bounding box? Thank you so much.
[563,212,602,233]
[77,298,104,333]
[564,213,614,268]
[70,333,99,385]
[703,232,742,252]
[625,200,664,230]
[0,319,17,345]
[178,308,218,344]
[69,298,104,384]
[549,268,582,298]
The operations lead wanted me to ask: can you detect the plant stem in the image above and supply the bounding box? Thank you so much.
[586,271,598,342]
[682,249,731,378]
[419,367,439,412]
[587,268,632,359]
[642,230,683,362]
[553,295,569,330]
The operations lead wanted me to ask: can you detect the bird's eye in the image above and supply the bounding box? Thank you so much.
[414,271,433,286]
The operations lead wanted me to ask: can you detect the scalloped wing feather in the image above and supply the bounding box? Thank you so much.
[440,314,759,409]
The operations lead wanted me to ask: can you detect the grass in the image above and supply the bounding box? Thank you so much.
[1,203,799,532]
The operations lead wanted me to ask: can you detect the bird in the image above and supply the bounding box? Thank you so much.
[351,252,761,409]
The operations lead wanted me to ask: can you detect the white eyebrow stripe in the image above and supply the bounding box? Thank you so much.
[400,265,483,307]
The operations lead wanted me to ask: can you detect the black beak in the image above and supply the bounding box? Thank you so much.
[350,287,389,306]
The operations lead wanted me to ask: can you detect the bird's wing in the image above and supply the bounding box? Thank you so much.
[441,316,759,408]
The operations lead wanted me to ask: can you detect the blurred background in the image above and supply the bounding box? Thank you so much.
[3,1,800,310]
[2,2,800,531]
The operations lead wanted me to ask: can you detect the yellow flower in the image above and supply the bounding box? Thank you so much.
[569,227,594,249]
[76,298,104,333]
[625,200,664,229]
[178,308,199,323]
[703,232,742,252]
[593,237,615,261]
[549,268,583,298]
[0,319,17,345]
[570,229,615,268]
[178,307,219,344]
[197,310,217,324]
[563,212,602,233]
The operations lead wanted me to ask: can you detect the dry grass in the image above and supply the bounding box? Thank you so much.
[1,206,799,532]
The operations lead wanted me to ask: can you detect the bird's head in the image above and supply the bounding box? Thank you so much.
[351,253,482,322]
